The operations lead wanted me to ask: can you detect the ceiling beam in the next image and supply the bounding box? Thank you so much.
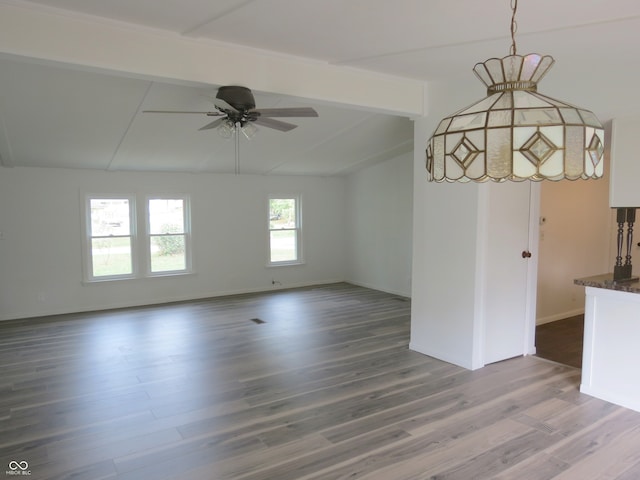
[0,2,426,117]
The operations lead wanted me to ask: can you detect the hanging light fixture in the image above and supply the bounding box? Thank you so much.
[217,119,235,139]
[217,119,258,140]
[426,0,605,182]
[216,120,257,175]
[240,122,258,140]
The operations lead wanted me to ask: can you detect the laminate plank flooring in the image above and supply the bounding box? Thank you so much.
[535,315,584,368]
[1,283,639,479]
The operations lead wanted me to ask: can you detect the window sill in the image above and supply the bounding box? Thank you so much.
[266,261,305,268]
[83,271,196,284]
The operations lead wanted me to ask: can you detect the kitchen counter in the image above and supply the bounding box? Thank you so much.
[574,273,640,293]
[574,275,640,413]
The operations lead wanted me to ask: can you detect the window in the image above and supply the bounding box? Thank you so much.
[148,198,189,274]
[84,194,191,281]
[268,196,301,265]
[88,197,135,279]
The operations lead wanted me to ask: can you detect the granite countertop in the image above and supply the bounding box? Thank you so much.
[574,273,640,294]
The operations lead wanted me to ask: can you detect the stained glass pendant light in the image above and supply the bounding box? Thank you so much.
[426,0,605,182]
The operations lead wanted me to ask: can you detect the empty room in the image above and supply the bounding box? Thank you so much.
[2,1,640,479]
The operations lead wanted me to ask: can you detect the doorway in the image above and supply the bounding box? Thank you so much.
[534,177,613,368]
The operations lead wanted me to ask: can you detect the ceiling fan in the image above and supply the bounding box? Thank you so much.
[144,85,319,137]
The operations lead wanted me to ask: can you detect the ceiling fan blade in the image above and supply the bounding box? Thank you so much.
[213,98,239,112]
[253,117,298,132]
[143,110,223,116]
[198,117,227,131]
[253,107,318,118]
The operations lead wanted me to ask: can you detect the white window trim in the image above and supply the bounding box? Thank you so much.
[82,192,193,282]
[82,193,137,282]
[267,194,304,267]
[145,195,193,277]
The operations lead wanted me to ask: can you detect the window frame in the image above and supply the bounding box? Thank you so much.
[82,193,193,282]
[145,195,192,277]
[267,194,303,266]
[83,194,137,282]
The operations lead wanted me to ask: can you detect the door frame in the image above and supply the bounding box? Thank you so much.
[524,182,541,356]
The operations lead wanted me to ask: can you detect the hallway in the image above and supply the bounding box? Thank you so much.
[535,315,584,368]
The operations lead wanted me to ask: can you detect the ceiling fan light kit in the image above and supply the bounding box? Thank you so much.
[214,119,257,140]
[240,121,258,140]
[426,0,604,183]
[217,119,235,139]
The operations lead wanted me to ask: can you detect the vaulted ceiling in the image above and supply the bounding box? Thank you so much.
[0,0,639,175]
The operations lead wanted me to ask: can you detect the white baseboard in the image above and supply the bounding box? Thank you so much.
[536,308,585,325]
[346,279,411,298]
[409,340,478,370]
[580,384,640,414]
[0,278,346,322]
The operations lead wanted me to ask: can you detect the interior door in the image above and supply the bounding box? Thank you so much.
[481,181,539,365]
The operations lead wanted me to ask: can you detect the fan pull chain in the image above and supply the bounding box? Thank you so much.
[235,123,240,175]
[510,0,518,55]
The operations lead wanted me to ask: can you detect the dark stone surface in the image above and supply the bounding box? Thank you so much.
[574,273,640,294]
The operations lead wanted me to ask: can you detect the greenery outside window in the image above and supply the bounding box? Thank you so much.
[84,194,191,281]
[148,198,189,274]
[87,197,135,279]
[269,196,301,265]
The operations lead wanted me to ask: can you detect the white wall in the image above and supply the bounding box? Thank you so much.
[410,161,481,368]
[0,167,346,320]
[410,77,484,369]
[536,172,613,324]
[344,152,413,297]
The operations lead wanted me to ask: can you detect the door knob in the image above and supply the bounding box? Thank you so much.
[522,250,532,258]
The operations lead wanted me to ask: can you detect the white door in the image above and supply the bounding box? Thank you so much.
[480,181,539,365]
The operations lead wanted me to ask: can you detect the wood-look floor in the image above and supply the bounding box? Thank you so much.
[535,315,585,369]
[1,283,640,480]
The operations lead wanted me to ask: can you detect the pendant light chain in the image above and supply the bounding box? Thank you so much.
[235,123,240,175]
[510,0,518,55]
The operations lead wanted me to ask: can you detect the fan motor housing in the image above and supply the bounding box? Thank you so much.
[216,86,256,111]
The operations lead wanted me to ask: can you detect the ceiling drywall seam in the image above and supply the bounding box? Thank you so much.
[106,81,154,171]
[262,112,385,175]
[180,0,257,37]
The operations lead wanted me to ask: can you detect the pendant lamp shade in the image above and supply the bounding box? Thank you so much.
[426,2,605,183]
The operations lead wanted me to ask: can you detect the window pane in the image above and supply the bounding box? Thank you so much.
[270,230,297,262]
[90,199,130,236]
[269,198,296,229]
[150,234,186,272]
[91,237,132,276]
[149,199,185,234]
